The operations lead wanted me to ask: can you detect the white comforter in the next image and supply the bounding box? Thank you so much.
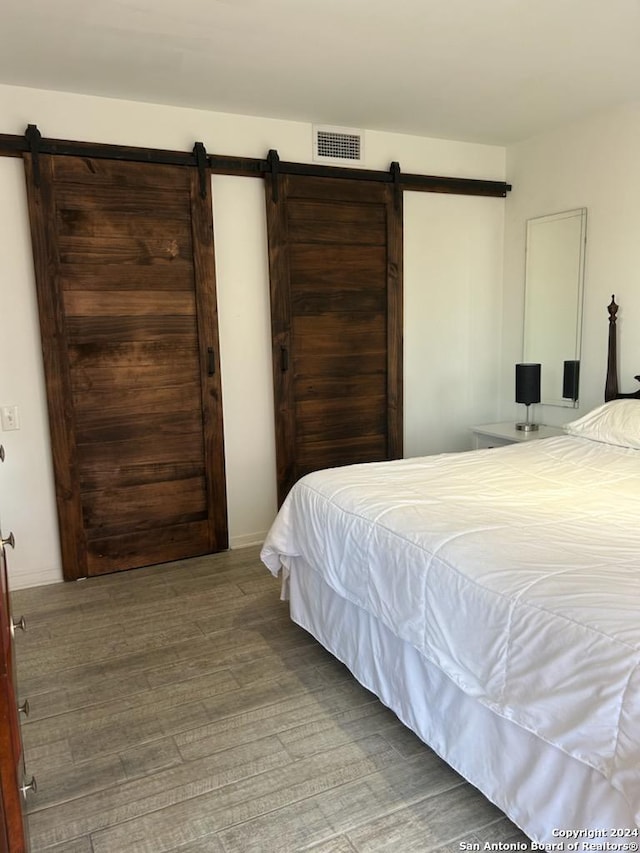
[261,436,640,821]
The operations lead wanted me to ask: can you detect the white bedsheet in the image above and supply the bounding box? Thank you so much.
[261,436,640,823]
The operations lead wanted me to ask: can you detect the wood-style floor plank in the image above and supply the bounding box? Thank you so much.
[10,546,530,852]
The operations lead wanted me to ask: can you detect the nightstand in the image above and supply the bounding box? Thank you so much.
[471,422,565,449]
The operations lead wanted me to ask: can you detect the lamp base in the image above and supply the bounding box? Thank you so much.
[515,421,539,432]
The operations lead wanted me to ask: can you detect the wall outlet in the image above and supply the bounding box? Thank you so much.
[1,405,20,431]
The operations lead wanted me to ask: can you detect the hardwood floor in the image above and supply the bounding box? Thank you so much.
[11,546,530,852]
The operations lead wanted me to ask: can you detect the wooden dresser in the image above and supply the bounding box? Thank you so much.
[0,443,33,852]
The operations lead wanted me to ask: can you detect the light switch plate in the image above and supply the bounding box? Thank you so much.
[1,405,19,431]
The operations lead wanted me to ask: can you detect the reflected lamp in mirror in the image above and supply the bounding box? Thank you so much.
[515,363,541,431]
[562,360,580,402]
[523,208,586,408]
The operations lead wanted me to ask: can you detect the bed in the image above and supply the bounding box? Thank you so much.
[261,298,640,843]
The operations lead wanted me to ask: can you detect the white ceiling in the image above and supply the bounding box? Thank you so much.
[1,0,640,146]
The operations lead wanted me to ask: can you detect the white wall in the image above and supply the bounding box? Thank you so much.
[503,101,640,425]
[404,192,505,455]
[0,157,62,588]
[212,175,277,547]
[0,82,505,588]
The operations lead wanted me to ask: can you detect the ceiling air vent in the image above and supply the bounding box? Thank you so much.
[313,125,364,165]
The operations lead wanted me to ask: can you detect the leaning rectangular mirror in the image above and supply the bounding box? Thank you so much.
[523,208,587,408]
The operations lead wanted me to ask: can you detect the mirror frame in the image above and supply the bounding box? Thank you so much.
[523,208,587,408]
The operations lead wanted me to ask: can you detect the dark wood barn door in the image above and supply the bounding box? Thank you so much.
[24,154,227,580]
[266,175,402,504]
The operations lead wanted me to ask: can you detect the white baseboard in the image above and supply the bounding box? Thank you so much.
[8,564,64,590]
[229,531,268,550]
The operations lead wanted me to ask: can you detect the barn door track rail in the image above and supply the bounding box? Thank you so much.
[0,126,512,198]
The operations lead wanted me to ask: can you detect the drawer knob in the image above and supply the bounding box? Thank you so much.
[0,444,4,462]
[18,698,30,717]
[20,776,37,798]
[1,531,15,550]
[11,615,26,636]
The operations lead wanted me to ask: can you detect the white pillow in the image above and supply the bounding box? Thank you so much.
[564,399,640,449]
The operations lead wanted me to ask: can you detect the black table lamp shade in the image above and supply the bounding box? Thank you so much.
[515,363,541,405]
[563,360,580,400]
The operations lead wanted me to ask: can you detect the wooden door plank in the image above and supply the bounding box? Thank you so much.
[289,245,387,284]
[293,314,386,356]
[23,153,87,580]
[285,175,389,203]
[60,266,193,291]
[76,431,204,468]
[295,435,388,472]
[72,378,200,408]
[51,155,191,189]
[265,173,296,504]
[75,410,204,444]
[63,290,196,317]
[287,199,386,225]
[72,385,203,420]
[188,170,228,552]
[292,352,387,380]
[385,185,404,460]
[86,521,212,575]
[65,315,198,344]
[79,460,204,492]
[55,183,191,215]
[58,235,194,267]
[290,286,386,315]
[68,339,199,369]
[82,476,208,536]
[287,219,386,245]
[57,209,194,241]
[294,373,385,401]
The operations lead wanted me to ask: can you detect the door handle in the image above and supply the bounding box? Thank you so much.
[207,348,215,376]
[280,346,289,372]
[11,615,26,636]
[20,776,37,799]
